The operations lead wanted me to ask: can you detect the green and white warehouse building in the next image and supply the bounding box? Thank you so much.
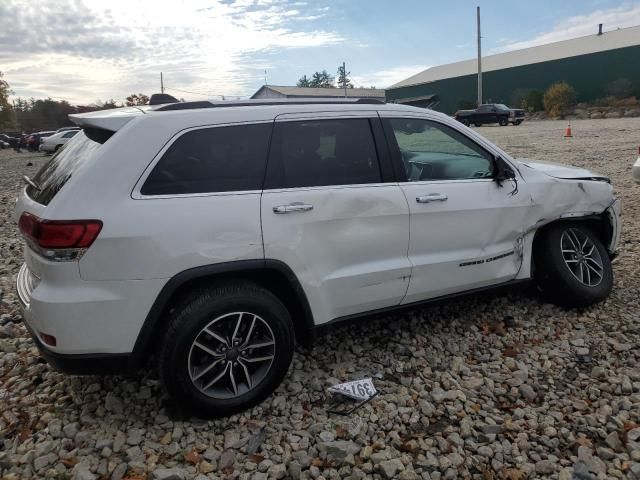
[386,25,640,114]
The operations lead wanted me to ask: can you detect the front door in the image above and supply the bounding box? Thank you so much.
[380,115,531,304]
[261,114,412,324]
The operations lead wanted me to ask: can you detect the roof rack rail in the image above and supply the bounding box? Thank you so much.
[155,97,385,111]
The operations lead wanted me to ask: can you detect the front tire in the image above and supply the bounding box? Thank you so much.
[499,118,509,126]
[159,282,295,417]
[534,223,613,307]
[474,123,482,127]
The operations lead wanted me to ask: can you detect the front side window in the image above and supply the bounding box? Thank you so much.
[141,123,272,195]
[63,131,78,138]
[265,119,381,189]
[388,118,493,181]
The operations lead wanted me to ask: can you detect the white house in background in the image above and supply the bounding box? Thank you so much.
[251,85,386,100]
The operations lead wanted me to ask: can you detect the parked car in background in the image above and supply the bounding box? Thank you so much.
[633,147,640,184]
[455,104,525,127]
[55,126,81,133]
[40,130,80,153]
[0,134,13,149]
[15,99,620,417]
[27,131,55,151]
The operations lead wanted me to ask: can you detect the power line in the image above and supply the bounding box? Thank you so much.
[165,86,247,100]
[164,86,214,97]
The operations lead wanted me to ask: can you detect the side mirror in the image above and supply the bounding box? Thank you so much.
[493,156,516,182]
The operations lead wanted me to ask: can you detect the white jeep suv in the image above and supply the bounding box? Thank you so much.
[15,98,621,416]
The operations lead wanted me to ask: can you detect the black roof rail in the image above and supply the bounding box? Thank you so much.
[154,97,385,111]
[155,101,215,111]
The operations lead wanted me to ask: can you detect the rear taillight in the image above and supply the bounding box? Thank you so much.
[19,212,102,261]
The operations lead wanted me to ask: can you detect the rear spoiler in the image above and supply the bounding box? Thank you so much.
[68,106,149,132]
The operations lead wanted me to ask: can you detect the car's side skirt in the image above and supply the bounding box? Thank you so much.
[315,278,532,336]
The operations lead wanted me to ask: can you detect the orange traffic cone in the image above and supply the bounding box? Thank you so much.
[564,123,572,138]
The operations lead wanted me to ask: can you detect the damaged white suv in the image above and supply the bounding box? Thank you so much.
[15,98,621,416]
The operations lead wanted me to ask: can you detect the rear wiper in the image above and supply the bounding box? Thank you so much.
[23,175,41,191]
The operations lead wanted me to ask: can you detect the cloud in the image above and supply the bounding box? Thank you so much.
[0,0,343,104]
[352,65,428,89]
[494,3,640,53]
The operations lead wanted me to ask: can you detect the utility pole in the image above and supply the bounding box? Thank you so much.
[343,61,347,97]
[160,72,164,94]
[477,6,482,107]
[264,70,267,85]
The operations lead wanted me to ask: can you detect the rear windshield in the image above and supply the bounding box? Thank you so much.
[27,129,110,205]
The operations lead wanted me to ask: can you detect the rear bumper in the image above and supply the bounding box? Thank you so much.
[16,261,166,355]
[23,319,135,374]
[17,263,140,374]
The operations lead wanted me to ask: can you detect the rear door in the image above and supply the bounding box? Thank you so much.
[379,113,531,303]
[261,112,411,325]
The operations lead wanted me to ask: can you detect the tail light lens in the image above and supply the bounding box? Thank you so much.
[19,212,102,261]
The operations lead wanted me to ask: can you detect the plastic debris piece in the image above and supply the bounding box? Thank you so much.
[328,378,377,401]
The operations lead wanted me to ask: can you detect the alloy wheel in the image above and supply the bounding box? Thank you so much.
[560,228,604,287]
[188,312,276,399]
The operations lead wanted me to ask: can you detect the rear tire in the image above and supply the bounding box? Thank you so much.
[514,120,522,126]
[474,123,482,127]
[159,281,295,417]
[534,222,613,308]
[499,118,508,126]
[460,118,470,126]
[54,145,62,152]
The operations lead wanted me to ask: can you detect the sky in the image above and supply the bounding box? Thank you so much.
[1,0,639,105]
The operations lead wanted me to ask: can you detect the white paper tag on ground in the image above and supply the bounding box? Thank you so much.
[328,378,377,401]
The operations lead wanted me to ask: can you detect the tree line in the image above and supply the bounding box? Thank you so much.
[296,64,375,89]
[0,63,379,133]
[0,71,151,132]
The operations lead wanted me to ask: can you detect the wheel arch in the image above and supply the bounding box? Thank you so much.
[531,213,614,267]
[131,259,315,366]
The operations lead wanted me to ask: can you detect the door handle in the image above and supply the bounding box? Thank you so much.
[416,193,448,203]
[273,202,314,214]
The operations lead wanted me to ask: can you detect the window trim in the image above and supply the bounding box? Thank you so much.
[263,117,388,191]
[132,120,274,200]
[381,117,497,183]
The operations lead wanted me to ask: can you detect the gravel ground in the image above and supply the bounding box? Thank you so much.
[0,118,639,480]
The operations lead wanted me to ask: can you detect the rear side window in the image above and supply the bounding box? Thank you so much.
[141,123,272,196]
[265,119,381,189]
[27,130,109,205]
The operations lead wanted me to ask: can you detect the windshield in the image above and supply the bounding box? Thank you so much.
[26,130,108,205]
